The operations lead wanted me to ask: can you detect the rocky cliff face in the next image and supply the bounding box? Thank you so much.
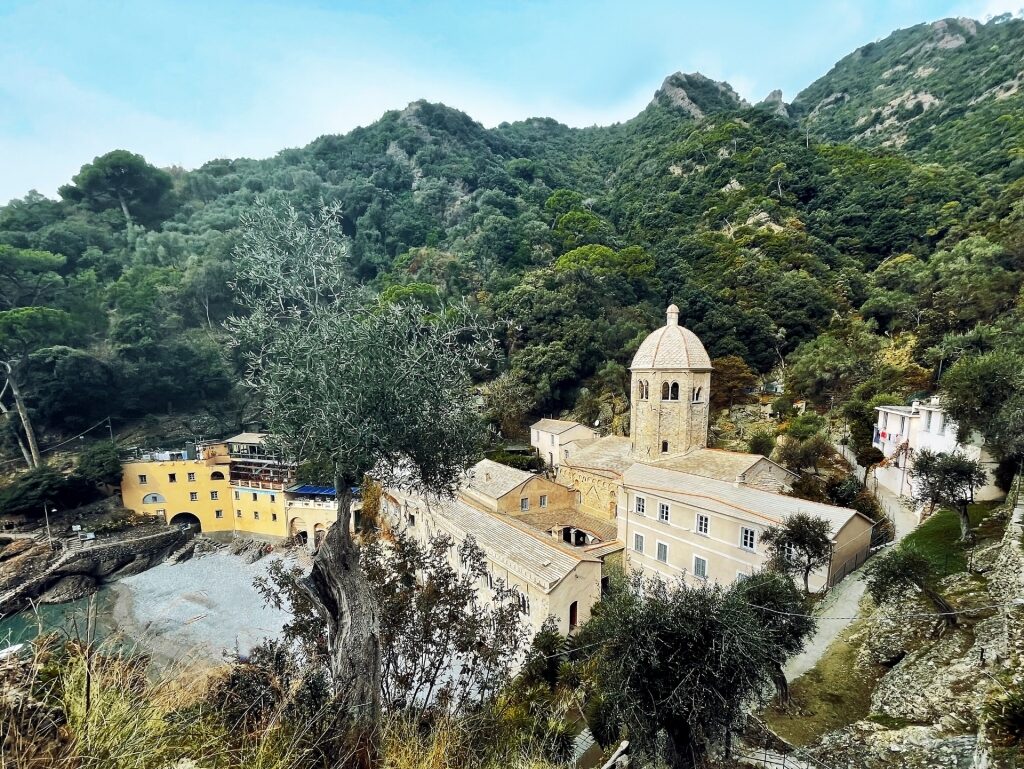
[650,72,749,119]
[804,503,1024,768]
[0,528,187,614]
[791,15,1024,164]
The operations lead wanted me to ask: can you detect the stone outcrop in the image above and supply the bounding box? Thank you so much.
[0,527,187,615]
[801,503,1024,769]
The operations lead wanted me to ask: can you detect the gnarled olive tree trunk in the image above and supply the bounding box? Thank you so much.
[305,483,381,721]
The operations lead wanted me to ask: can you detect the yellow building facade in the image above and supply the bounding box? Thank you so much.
[121,433,349,548]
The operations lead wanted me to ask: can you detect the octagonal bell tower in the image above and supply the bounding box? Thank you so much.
[629,304,713,461]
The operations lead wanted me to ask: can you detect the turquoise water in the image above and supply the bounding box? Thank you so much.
[0,586,120,649]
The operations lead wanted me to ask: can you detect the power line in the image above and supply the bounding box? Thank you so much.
[39,416,113,454]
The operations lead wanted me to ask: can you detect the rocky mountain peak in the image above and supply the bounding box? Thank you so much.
[651,72,749,119]
[756,89,790,117]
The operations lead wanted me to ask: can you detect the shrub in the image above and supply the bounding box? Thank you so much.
[748,430,776,457]
[485,450,544,472]
[984,683,1024,747]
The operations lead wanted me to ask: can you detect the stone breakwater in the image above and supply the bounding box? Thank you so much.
[0,527,187,616]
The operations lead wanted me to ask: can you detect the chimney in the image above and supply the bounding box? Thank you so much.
[911,400,921,414]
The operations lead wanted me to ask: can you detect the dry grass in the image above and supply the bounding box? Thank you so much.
[761,617,885,746]
[1,633,561,769]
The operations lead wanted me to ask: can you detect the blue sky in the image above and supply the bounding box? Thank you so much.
[1,0,1020,204]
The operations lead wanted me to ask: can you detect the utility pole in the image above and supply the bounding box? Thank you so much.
[42,503,54,550]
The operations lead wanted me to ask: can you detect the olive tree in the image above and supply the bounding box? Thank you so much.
[867,544,957,629]
[762,513,834,594]
[229,201,497,722]
[911,449,988,543]
[581,571,814,769]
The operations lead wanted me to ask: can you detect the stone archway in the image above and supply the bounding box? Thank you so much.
[290,517,309,547]
[169,512,201,532]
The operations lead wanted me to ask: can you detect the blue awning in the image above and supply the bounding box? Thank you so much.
[290,484,337,496]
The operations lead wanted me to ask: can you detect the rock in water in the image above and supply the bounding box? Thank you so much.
[38,575,97,604]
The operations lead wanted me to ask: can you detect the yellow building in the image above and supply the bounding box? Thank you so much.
[121,432,353,548]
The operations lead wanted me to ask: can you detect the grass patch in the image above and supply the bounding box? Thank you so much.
[762,618,884,746]
[902,502,1002,577]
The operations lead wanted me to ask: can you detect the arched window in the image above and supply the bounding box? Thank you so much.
[661,440,669,454]
[692,386,703,403]
[142,492,166,504]
[670,382,680,400]
[210,471,224,480]
[661,381,670,400]
[642,381,649,400]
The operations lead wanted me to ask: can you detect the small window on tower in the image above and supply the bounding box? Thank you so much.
[661,382,670,400]
[670,382,679,400]
[661,440,669,453]
[692,386,703,403]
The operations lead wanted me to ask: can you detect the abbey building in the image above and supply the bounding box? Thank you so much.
[538,305,874,592]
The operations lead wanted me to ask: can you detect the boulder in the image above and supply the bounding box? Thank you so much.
[37,574,97,604]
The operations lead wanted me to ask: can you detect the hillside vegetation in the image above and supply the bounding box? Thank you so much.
[0,15,1022,481]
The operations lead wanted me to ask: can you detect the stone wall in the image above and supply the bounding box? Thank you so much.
[0,527,187,614]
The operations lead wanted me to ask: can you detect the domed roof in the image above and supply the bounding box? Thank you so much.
[630,305,712,370]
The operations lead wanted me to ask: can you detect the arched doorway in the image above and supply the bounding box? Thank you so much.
[290,517,309,547]
[314,523,326,549]
[169,512,201,532]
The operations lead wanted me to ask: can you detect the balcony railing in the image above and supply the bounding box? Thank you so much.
[230,479,286,490]
[287,499,337,510]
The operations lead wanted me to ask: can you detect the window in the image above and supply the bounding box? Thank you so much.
[210,491,219,500]
[540,494,548,508]
[882,412,889,428]
[740,527,757,551]
[252,493,258,501]
[659,502,669,523]
[211,471,224,480]
[156,508,165,518]
[638,380,649,400]
[924,410,933,432]
[236,510,242,518]
[138,474,148,485]
[694,556,708,580]
[189,491,198,502]
[168,473,177,483]
[272,513,278,521]
[569,600,578,629]
[656,541,668,563]
[633,533,645,553]
[270,494,276,502]
[670,381,679,400]
[215,510,224,519]
[234,490,240,500]
[254,511,260,520]
[635,496,646,515]
[520,497,529,511]
[899,415,906,433]
[661,440,669,453]
[408,513,416,527]
[784,542,798,563]
[550,434,555,445]
[696,514,709,536]
[692,386,702,403]
[661,381,670,400]
[187,472,196,482]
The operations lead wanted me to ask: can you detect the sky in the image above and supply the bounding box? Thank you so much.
[1,0,1022,204]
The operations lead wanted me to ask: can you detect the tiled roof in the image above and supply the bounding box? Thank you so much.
[512,509,618,542]
[532,418,590,435]
[622,463,869,536]
[562,436,633,476]
[425,495,597,591]
[654,448,795,482]
[463,459,533,499]
[630,305,712,370]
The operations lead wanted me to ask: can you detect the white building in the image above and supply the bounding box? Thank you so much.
[873,398,1004,503]
[531,419,599,468]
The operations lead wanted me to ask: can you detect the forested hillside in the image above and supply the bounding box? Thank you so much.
[0,15,1021,482]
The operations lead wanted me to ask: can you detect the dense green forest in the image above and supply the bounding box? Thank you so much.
[0,15,1022,480]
